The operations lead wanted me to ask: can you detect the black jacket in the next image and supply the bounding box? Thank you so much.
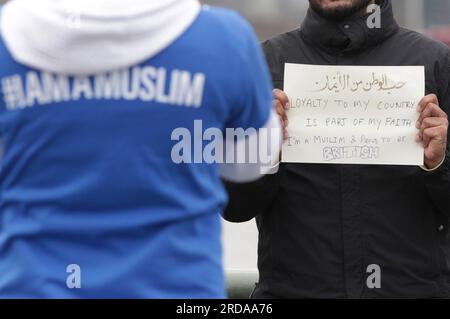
[224,0,450,298]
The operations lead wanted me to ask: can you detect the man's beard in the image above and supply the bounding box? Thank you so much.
[309,0,374,21]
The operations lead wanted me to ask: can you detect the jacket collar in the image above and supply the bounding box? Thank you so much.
[300,0,399,53]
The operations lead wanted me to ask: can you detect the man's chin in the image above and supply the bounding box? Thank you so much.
[309,0,374,21]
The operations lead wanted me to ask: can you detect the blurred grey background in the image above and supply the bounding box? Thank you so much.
[2,1,448,41]
[204,0,450,43]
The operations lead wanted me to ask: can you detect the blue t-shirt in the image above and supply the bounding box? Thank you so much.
[0,7,272,298]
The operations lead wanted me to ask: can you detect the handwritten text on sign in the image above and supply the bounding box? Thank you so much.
[282,64,425,165]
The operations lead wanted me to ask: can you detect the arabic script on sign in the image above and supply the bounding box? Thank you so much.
[314,72,407,93]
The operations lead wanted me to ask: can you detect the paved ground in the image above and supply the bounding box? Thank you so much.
[222,219,258,270]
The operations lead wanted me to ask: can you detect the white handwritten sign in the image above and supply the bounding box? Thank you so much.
[282,64,425,166]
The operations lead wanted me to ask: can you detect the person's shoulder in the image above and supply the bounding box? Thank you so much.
[197,6,255,43]
[262,29,301,54]
[263,29,301,46]
[191,6,260,65]
[396,27,450,58]
[199,6,247,25]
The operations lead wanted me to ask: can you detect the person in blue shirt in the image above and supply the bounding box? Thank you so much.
[0,0,280,298]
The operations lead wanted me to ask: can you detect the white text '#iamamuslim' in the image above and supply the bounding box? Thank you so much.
[0,66,206,110]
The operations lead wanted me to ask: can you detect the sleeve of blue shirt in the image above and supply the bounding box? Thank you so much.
[224,14,273,131]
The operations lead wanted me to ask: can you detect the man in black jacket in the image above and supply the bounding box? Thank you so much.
[224,0,450,298]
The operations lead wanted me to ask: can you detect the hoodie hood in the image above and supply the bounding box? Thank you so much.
[0,0,201,75]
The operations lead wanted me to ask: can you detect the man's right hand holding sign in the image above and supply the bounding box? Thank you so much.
[417,94,449,170]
